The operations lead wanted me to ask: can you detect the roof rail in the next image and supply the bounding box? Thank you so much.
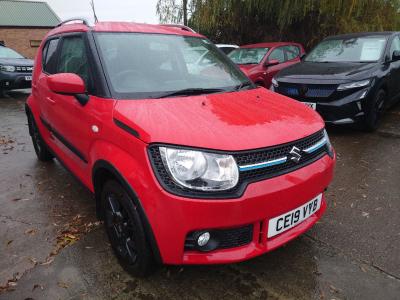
[159,24,196,33]
[56,18,90,27]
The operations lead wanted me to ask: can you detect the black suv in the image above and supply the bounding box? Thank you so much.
[0,43,33,95]
[271,32,400,131]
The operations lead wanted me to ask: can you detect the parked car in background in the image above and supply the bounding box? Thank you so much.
[26,19,335,276]
[216,44,239,54]
[0,42,33,94]
[228,42,305,88]
[271,32,400,131]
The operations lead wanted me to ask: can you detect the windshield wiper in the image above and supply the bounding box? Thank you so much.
[156,88,226,98]
[233,81,254,91]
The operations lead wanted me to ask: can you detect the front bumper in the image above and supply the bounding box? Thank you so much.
[0,72,32,90]
[273,85,372,124]
[316,88,371,124]
[140,153,335,265]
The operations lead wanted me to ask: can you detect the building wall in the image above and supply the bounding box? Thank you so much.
[0,27,52,59]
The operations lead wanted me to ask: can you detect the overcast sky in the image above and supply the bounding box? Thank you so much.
[42,0,159,24]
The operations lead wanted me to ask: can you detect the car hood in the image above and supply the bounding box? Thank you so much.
[113,88,324,151]
[0,58,34,66]
[277,61,378,83]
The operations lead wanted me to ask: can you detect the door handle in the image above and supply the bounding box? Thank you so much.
[46,97,56,104]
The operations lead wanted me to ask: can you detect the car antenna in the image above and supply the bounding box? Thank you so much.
[89,0,99,23]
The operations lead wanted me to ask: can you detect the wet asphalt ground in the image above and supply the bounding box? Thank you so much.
[0,90,399,300]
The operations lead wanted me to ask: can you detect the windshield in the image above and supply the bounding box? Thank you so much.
[305,36,387,63]
[95,33,249,99]
[228,48,269,64]
[0,46,24,59]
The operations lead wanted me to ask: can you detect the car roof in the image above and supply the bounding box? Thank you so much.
[46,21,204,39]
[324,31,399,40]
[240,42,302,49]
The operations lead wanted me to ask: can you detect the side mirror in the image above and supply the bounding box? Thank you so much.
[47,73,89,105]
[265,59,280,67]
[392,50,400,61]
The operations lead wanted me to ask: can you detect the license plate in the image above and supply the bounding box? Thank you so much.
[25,76,32,81]
[267,194,322,238]
[303,102,316,110]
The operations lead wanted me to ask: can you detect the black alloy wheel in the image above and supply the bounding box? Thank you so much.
[101,180,156,277]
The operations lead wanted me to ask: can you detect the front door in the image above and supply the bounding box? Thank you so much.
[46,34,95,172]
[387,35,400,101]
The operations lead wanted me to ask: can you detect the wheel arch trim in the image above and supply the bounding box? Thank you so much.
[92,159,162,264]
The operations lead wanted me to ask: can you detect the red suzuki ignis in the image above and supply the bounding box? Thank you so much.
[25,19,336,276]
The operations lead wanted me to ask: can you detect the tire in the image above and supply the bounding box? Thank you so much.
[27,112,54,161]
[101,180,156,277]
[361,89,386,131]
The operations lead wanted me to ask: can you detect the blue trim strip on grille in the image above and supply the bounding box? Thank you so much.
[239,156,287,172]
[303,137,327,153]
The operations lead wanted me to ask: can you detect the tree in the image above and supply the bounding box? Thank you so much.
[157,0,400,48]
[157,0,192,25]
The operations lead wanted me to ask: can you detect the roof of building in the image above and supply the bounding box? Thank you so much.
[0,0,60,27]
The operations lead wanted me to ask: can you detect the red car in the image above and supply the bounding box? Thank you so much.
[228,42,305,88]
[26,19,335,276]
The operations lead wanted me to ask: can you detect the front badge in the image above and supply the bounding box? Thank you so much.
[289,146,302,163]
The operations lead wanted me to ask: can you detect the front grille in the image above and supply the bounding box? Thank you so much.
[184,224,253,251]
[148,129,328,198]
[15,66,33,73]
[277,83,337,99]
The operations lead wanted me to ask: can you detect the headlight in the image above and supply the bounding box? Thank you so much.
[323,129,334,158]
[271,77,279,87]
[0,65,16,72]
[159,147,239,191]
[337,79,370,91]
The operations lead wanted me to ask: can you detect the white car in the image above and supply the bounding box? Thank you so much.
[216,44,239,54]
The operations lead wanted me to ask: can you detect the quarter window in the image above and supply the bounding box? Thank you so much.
[42,38,59,74]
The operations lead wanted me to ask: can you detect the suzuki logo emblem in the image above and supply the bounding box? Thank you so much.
[289,146,302,163]
[298,85,308,96]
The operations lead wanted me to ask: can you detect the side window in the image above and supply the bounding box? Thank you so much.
[284,45,300,60]
[389,36,400,58]
[42,38,59,74]
[57,36,91,90]
[268,47,285,63]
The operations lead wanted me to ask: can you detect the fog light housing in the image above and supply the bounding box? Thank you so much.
[197,232,210,247]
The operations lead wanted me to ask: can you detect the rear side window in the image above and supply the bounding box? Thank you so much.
[42,38,59,74]
[57,36,91,90]
[284,45,300,60]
